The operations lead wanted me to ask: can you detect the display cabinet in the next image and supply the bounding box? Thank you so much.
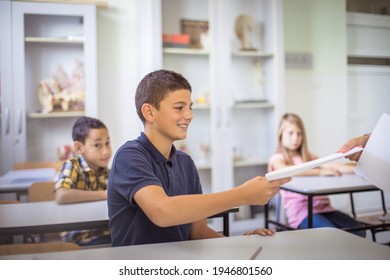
[0,0,98,174]
[159,0,284,233]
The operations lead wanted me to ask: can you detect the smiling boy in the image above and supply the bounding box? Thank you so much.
[107,70,290,246]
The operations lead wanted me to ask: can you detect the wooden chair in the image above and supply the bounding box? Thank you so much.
[13,161,64,172]
[27,181,60,243]
[0,242,80,256]
[28,181,56,202]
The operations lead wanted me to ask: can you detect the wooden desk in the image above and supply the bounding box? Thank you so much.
[0,200,237,238]
[1,228,389,260]
[265,174,381,230]
[0,168,57,199]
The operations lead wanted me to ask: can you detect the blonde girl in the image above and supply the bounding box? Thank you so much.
[268,113,366,237]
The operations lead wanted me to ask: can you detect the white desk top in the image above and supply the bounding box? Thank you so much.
[281,174,377,195]
[0,200,108,236]
[1,228,389,260]
[0,168,56,193]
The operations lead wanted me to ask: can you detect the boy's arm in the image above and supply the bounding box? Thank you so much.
[55,187,107,204]
[133,176,289,228]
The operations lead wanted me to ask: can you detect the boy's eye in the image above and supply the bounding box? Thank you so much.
[94,143,102,148]
[175,106,183,111]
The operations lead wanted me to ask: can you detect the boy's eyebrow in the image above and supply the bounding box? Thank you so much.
[90,136,110,142]
[173,101,192,106]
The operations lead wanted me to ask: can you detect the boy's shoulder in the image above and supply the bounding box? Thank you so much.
[60,156,84,172]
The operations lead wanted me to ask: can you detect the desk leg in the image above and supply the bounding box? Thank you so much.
[308,196,313,228]
[223,213,229,237]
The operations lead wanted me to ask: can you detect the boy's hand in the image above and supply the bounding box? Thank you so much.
[243,228,275,236]
[239,176,291,205]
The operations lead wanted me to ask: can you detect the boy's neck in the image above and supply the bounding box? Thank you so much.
[143,129,173,159]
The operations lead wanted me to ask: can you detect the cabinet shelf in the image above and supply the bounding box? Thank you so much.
[192,104,210,110]
[233,102,274,109]
[195,162,212,170]
[25,36,84,44]
[27,111,85,119]
[232,51,273,58]
[234,159,268,168]
[195,159,268,169]
[163,47,209,56]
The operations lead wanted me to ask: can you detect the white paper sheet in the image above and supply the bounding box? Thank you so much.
[265,147,363,181]
[355,113,390,194]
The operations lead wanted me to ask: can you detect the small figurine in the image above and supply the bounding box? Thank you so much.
[37,61,85,113]
[235,14,257,51]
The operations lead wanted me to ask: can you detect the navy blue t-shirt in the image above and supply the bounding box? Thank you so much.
[107,132,202,246]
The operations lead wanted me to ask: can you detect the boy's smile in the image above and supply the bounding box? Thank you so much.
[151,89,193,142]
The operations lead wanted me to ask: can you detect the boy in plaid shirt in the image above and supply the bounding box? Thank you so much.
[54,116,111,245]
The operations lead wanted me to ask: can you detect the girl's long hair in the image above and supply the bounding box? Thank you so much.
[276,113,311,165]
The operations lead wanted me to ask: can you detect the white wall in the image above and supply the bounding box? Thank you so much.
[283,0,348,156]
[96,0,141,155]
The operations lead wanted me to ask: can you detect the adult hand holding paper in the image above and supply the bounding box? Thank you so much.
[355,113,390,194]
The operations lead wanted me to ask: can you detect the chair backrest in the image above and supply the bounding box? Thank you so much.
[0,242,80,256]
[13,161,64,172]
[28,181,56,202]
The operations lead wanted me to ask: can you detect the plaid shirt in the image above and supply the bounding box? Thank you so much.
[55,156,109,191]
[55,156,110,245]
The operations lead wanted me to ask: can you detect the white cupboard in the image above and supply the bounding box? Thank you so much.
[158,0,284,232]
[0,0,98,175]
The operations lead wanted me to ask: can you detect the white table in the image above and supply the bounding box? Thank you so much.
[0,168,57,199]
[1,228,389,260]
[0,200,237,237]
[265,174,382,229]
[0,200,109,237]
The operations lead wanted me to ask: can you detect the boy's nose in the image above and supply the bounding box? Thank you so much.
[184,109,193,120]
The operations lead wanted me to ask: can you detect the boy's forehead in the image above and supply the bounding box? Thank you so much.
[86,128,109,139]
[164,89,191,100]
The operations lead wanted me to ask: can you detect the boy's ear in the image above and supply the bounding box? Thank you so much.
[73,141,83,155]
[141,103,155,122]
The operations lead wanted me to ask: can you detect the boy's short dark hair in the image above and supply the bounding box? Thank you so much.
[72,116,107,143]
[135,69,192,124]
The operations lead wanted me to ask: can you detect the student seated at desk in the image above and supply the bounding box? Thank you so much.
[268,113,366,237]
[108,70,288,246]
[54,116,112,245]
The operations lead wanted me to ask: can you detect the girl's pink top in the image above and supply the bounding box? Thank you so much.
[268,152,335,228]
